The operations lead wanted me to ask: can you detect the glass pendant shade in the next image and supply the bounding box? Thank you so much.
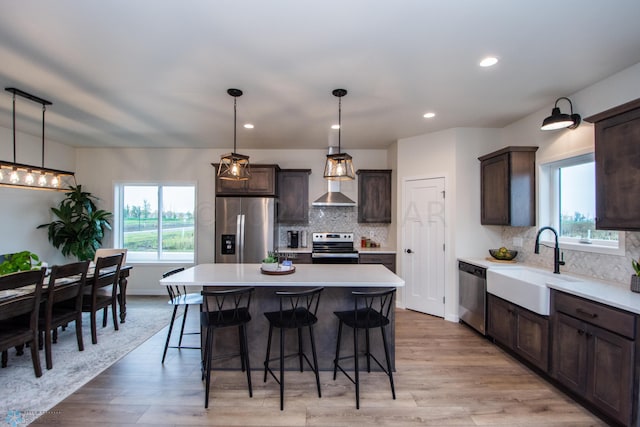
[323,152,355,180]
[217,88,250,181]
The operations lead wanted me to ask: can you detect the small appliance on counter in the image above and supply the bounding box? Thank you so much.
[287,230,299,248]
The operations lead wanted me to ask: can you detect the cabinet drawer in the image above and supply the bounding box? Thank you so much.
[554,291,636,339]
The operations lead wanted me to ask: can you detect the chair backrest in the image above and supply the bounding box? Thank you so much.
[46,261,90,312]
[275,287,324,323]
[0,269,46,324]
[163,267,186,300]
[201,287,254,326]
[352,288,396,323]
[89,254,123,299]
[94,248,127,267]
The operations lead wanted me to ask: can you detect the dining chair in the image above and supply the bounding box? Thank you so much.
[39,260,89,370]
[263,287,324,410]
[161,267,202,363]
[82,254,122,344]
[200,287,254,408]
[333,288,396,409]
[0,268,46,377]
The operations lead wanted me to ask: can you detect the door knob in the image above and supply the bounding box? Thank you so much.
[405,249,413,254]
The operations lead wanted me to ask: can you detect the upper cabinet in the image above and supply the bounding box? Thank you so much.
[277,169,311,223]
[357,169,392,223]
[585,98,640,231]
[214,164,279,196]
[478,146,538,226]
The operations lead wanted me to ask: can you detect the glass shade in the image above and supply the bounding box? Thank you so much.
[323,152,355,180]
[217,153,251,181]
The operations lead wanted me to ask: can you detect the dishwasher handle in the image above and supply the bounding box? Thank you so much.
[458,261,487,279]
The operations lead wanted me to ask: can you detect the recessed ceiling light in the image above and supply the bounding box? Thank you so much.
[331,124,340,130]
[479,56,499,67]
[243,123,254,129]
[423,112,436,119]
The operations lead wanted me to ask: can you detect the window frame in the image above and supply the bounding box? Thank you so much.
[538,152,625,256]
[114,182,197,264]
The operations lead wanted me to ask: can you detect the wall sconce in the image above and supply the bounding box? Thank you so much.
[324,89,355,180]
[540,97,581,131]
[216,88,250,181]
[1,88,75,191]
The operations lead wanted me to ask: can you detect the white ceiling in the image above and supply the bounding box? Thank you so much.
[1,0,640,151]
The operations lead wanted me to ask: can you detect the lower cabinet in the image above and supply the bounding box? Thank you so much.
[551,290,636,426]
[487,294,549,371]
[278,252,312,264]
[359,253,396,273]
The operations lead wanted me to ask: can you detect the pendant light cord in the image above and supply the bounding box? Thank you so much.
[233,96,237,152]
[42,105,46,168]
[12,94,16,164]
[338,96,342,152]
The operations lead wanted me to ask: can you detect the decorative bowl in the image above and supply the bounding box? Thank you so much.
[261,262,279,271]
[489,248,518,261]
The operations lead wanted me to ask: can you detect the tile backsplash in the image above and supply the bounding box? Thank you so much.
[502,227,640,289]
[278,206,390,248]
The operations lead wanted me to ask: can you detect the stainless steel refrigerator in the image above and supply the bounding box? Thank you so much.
[215,197,276,263]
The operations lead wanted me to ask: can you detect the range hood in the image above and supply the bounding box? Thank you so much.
[312,137,356,207]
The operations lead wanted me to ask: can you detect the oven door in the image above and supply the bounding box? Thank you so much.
[311,253,359,264]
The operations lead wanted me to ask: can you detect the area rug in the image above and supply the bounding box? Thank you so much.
[0,296,170,426]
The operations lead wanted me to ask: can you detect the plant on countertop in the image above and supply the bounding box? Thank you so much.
[262,251,279,263]
[37,185,112,261]
[0,251,42,276]
[632,258,640,276]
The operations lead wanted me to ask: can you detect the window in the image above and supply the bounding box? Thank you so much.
[540,153,624,255]
[115,184,196,263]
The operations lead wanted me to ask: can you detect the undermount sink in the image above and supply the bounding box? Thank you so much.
[487,267,581,315]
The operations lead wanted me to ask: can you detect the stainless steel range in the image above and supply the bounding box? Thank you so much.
[311,232,359,264]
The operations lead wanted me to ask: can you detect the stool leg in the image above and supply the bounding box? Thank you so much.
[178,304,189,347]
[263,324,273,383]
[279,327,285,411]
[239,325,246,372]
[204,326,213,408]
[354,327,360,409]
[309,324,321,398]
[333,320,343,380]
[241,324,253,397]
[365,327,371,373]
[162,305,178,363]
[381,325,395,400]
[297,327,303,372]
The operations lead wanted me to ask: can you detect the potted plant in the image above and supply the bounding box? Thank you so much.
[631,258,640,293]
[38,185,112,261]
[261,251,279,271]
[0,251,42,276]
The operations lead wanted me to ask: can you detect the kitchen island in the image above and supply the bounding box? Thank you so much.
[160,263,404,370]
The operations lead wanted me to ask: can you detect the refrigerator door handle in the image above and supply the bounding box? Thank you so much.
[237,214,246,263]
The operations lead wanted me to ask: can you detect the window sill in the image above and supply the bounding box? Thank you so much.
[541,236,625,256]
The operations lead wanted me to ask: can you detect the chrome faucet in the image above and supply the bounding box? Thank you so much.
[534,226,565,274]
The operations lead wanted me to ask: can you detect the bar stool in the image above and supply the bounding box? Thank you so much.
[201,287,254,409]
[333,288,396,409]
[263,287,324,410]
[162,267,202,363]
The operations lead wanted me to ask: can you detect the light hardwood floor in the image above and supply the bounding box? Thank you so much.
[34,306,606,426]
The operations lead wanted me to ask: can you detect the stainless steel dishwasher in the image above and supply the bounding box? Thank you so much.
[458,261,487,335]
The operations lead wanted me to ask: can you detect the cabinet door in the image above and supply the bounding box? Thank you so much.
[215,165,277,196]
[487,294,514,347]
[480,154,509,225]
[359,253,396,273]
[514,308,548,371]
[357,170,391,223]
[593,106,640,230]
[552,312,588,394]
[277,170,310,223]
[587,324,634,425]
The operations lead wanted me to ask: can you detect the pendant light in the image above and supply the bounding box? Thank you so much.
[541,97,581,131]
[324,88,355,180]
[217,88,250,181]
[0,87,75,191]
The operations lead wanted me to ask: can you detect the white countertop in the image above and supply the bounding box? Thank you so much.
[458,257,640,315]
[276,247,311,254]
[159,263,405,288]
[358,247,397,254]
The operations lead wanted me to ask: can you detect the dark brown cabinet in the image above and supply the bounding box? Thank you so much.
[551,290,636,426]
[487,294,549,371]
[277,169,310,223]
[359,253,396,273]
[357,170,391,223]
[585,98,640,230]
[478,146,537,226]
[278,252,312,264]
[214,164,279,196]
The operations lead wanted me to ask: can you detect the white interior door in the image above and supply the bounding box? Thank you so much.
[402,177,446,317]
